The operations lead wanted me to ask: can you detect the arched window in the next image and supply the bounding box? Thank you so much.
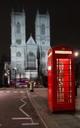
[27,52,36,69]
[16,39,21,44]
[41,24,45,35]
[16,22,21,33]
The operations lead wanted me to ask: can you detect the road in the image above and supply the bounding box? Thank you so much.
[0,88,46,128]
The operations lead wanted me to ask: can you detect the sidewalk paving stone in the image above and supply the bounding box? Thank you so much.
[27,87,80,128]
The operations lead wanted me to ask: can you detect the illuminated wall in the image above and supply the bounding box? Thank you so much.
[11,10,50,79]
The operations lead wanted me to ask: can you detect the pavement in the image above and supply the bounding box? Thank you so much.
[27,87,80,128]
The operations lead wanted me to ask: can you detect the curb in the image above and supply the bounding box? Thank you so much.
[26,89,49,128]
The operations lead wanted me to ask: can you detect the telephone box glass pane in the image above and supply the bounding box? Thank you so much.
[56,59,72,103]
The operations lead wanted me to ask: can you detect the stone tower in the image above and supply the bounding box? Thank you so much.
[35,11,50,75]
[11,10,26,78]
[10,10,51,80]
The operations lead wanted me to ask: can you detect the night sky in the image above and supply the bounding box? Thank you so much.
[0,0,80,61]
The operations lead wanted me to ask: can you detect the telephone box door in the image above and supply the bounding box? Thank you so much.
[48,46,75,112]
[56,58,75,110]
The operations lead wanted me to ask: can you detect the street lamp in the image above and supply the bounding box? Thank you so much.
[13,67,17,85]
[74,51,79,57]
[74,51,80,95]
[7,69,10,85]
[4,73,8,86]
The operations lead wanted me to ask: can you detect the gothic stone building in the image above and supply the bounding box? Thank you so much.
[11,10,50,80]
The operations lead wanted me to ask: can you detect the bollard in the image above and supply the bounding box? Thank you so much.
[29,81,34,92]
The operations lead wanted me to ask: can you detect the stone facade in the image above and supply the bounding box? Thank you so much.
[10,10,50,80]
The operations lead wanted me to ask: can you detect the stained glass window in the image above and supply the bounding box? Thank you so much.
[27,52,36,69]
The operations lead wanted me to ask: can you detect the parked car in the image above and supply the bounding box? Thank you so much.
[11,78,29,88]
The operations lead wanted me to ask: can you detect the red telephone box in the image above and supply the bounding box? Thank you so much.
[48,46,75,112]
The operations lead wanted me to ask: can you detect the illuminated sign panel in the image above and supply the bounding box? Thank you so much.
[55,50,72,54]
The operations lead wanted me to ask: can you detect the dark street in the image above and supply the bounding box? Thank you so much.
[0,88,45,128]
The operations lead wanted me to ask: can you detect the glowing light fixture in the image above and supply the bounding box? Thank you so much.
[48,66,52,70]
[74,51,79,57]
[48,52,52,57]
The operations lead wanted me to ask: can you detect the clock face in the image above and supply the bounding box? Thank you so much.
[16,39,21,45]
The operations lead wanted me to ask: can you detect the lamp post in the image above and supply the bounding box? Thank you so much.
[4,72,8,86]
[13,67,17,86]
[74,51,80,96]
[7,69,10,86]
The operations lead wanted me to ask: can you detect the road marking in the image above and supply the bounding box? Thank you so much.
[12,95,39,126]
[19,97,30,117]
[20,91,24,93]
[27,90,48,128]
[13,91,18,93]
[6,91,10,93]
[22,122,39,126]
[12,117,32,120]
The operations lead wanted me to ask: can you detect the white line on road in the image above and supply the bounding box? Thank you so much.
[12,117,32,120]
[27,90,48,128]
[20,91,24,93]
[19,96,39,125]
[22,122,39,126]
[13,91,18,93]
[12,94,39,126]
[19,97,30,117]
[6,90,10,93]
